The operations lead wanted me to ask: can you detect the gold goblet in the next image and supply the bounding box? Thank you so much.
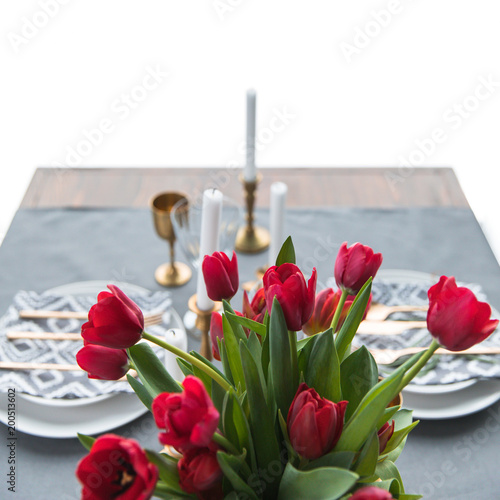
[150,192,192,287]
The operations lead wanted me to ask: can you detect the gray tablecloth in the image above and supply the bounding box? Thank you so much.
[1,206,499,499]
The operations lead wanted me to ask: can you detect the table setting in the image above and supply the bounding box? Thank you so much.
[1,96,500,499]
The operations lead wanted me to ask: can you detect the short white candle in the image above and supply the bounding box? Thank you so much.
[163,328,188,381]
[269,182,288,265]
[196,189,223,310]
[244,89,257,182]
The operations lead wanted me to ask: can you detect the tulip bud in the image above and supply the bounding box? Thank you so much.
[263,263,317,332]
[76,344,129,380]
[178,445,223,498]
[350,486,394,500]
[81,284,144,349]
[287,382,348,460]
[427,276,499,351]
[378,419,395,454]
[334,242,383,295]
[202,251,239,302]
[242,287,267,324]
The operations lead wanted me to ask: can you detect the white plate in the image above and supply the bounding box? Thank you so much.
[0,280,184,437]
[402,379,500,420]
[0,389,147,438]
[377,269,500,419]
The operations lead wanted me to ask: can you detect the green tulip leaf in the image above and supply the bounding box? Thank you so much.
[376,405,400,430]
[219,341,235,386]
[397,495,423,500]
[335,279,372,361]
[145,450,183,492]
[127,374,153,411]
[217,451,259,500]
[269,298,296,417]
[222,390,258,473]
[340,345,379,421]
[305,328,341,402]
[222,315,246,393]
[380,420,419,458]
[336,351,426,453]
[223,301,249,343]
[383,409,416,463]
[352,428,379,478]
[153,481,195,499]
[77,433,95,451]
[239,342,281,498]
[335,370,404,453]
[226,311,267,338]
[275,236,296,266]
[298,333,317,377]
[305,451,356,471]
[211,378,226,417]
[128,342,182,397]
[277,462,358,500]
[375,459,404,493]
[176,358,194,378]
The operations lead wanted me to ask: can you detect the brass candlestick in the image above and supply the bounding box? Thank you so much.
[235,173,270,253]
[150,192,192,287]
[188,294,221,360]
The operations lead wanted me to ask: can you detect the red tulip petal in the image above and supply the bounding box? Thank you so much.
[108,284,145,326]
[81,324,143,349]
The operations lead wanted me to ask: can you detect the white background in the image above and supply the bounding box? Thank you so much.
[1,1,500,260]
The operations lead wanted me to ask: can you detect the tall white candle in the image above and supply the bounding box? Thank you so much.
[244,89,257,182]
[164,328,188,381]
[269,182,288,265]
[196,189,223,310]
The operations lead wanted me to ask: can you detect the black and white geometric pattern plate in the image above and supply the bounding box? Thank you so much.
[326,277,500,385]
[0,290,172,399]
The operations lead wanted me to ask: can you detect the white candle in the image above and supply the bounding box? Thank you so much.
[163,328,188,381]
[196,189,223,310]
[244,89,257,182]
[269,182,288,265]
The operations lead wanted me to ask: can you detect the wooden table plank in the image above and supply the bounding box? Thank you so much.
[20,167,469,209]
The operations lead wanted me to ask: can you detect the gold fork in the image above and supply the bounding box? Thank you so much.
[18,309,163,327]
[364,303,428,321]
[368,346,500,364]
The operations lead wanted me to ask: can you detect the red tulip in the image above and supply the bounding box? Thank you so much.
[427,276,499,351]
[287,382,348,460]
[349,486,394,500]
[178,445,223,500]
[378,419,395,454]
[263,263,317,332]
[202,251,239,302]
[152,376,219,451]
[76,344,129,380]
[303,288,372,335]
[211,308,250,360]
[81,285,144,349]
[242,287,267,324]
[334,242,383,295]
[76,434,158,500]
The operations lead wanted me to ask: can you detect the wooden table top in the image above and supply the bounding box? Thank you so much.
[20,167,469,209]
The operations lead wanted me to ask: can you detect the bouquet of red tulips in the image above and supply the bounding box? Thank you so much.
[75,238,498,500]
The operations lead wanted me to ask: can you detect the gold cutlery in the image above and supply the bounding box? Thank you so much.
[357,320,427,335]
[18,309,163,326]
[0,360,136,380]
[368,346,500,365]
[364,302,428,321]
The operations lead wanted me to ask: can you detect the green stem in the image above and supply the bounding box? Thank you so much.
[397,339,440,393]
[289,330,299,388]
[330,289,349,333]
[142,331,232,392]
